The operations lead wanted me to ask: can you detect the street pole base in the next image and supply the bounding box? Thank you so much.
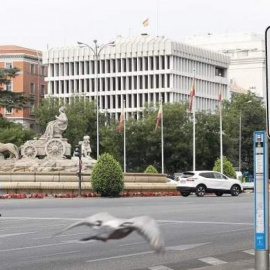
[255,250,269,270]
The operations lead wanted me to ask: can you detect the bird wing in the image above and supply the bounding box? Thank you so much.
[52,212,116,237]
[123,216,165,253]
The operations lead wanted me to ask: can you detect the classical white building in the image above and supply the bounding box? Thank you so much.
[43,35,230,119]
[185,33,265,97]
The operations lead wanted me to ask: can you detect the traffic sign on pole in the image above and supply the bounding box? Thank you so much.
[254,131,269,270]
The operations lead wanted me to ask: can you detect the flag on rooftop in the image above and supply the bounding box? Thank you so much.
[188,77,196,112]
[143,18,149,27]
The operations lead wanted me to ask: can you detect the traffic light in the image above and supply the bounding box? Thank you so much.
[74,144,82,158]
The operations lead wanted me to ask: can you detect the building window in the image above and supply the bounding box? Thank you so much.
[41,84,45,96]
[5,107,12,114]
[30,83,35,95]
[5,62,13,69]
[41,66,46,76]
[30,64,35,74]
[6,81,12,91]
[215,67,225,77]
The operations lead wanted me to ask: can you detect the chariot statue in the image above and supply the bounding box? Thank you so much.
[21,106,71,159]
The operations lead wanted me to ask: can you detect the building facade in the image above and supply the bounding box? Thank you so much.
[0,45,47,128]
[185,33,265,98]
[43,35,230,120]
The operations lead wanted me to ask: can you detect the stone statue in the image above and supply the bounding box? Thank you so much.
[41,106,68,140]
[0,142,19,159]
[81,135,92,159]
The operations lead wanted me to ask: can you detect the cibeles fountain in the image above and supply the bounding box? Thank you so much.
[0,106,96,173]
[0,106,170,195]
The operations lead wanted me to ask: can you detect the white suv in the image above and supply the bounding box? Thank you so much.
[176,171,243,197]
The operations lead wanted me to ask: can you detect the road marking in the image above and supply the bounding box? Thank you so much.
[0,217,81,221]
[199,257,227,266]
[33,232,87,240]
[158,220,252,226]
[0,232,36,238]
[1,217,253,226]
[86,251,154,262]
[86,243,211,263]
[25,250,80,259]
[243,249,255,255]
[119,241,146,247]
[166,242,211,251]
[0,242,73,253]
[202,228,252,235]
[61,240,95,244]
[148,266,174,270]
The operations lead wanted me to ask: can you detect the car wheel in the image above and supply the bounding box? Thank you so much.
[180,191,191,197]
[231,185,240,196]
[196,185,206,197]
[215,191,223,197]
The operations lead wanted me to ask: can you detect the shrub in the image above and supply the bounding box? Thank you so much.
[91,153,124,197]
[144,165,158,174]
[213,156,236,178]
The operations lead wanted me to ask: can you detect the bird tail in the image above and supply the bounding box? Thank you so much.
[52,220,86,237]
[151,237,165,254]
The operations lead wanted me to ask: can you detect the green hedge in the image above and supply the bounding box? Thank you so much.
[144,165,158,174]
[91,153,124,197]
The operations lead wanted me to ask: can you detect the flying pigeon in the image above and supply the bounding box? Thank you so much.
[53,212,165,253]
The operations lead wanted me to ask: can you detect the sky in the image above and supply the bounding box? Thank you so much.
[1,0,270,51]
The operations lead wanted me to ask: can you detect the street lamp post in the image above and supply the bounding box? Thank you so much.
[239,100,252,172]
[77,40,114,159]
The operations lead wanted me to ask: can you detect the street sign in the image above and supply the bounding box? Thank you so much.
[265,27,270,137]
[254,131,269,270]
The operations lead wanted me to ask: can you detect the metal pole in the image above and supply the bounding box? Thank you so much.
[77,40,115,160]
[161,99,164,174]
[219,75,223,174]
[192,69,196,171]
[239,110,242,172]
[78,145,82,197]
[123,100,126,173]
[94,40,99,159]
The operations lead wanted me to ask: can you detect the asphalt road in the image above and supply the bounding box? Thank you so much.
[0,193,254,270]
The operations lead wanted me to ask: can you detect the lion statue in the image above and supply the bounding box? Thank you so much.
[0,143,19,159]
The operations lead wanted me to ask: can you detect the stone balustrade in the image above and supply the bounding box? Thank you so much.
[0,172,176,194]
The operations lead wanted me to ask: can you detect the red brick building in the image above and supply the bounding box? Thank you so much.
[0,45,47,128]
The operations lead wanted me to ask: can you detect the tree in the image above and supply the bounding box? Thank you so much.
[101,102,192,173]
[0,127,36,147]
[0,67,32,110]
[223,91,265,173]
[213,156,236,178]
